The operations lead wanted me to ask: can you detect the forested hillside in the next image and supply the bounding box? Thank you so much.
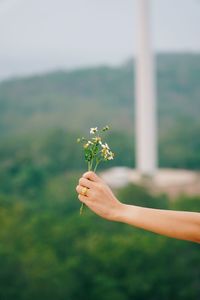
[0,53,200,136]
[0,53,200,299]
[0,53,200,169]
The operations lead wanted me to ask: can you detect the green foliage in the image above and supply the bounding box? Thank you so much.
[159,119,200,169]
[0,53,200,169]
[0,53,200,299]
[0,186,199,300]
[117,183,169,209]
[0,129,134,196]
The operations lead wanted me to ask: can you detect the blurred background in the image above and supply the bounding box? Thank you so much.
[0,0,200,299]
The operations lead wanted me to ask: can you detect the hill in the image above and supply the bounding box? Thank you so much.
[0,54,200,300]
[0,53,200,170]
[0,53,200,138]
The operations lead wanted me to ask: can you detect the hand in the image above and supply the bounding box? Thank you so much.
[76,171,122,221]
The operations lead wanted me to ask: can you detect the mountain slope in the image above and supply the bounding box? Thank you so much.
[0,53,200,138]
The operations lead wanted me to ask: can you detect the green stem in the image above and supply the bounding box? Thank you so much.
[94,159,102,172]
[80,202,84,215]
[88,157,94,171]
[90,158,93,170]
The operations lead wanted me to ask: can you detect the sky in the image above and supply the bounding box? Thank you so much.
[0,0,200,80]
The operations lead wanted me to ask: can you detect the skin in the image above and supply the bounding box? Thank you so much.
[76,171,200,243]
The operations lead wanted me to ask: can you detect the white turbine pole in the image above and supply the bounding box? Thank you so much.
[135,0,157,177]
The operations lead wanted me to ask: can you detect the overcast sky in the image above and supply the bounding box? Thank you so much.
[0,0,200,80]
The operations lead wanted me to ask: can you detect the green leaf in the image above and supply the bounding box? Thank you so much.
[84,148,92,162]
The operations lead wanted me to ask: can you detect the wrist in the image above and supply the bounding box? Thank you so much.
[114,203,139,225]
[112,202,130,223]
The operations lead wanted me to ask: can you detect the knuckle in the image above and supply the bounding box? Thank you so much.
[84,171,93,178]
[79,178,84,185]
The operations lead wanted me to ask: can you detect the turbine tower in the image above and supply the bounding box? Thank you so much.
[135,0,157,177]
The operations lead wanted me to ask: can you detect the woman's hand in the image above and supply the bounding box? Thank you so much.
[76,172,200,243]
[76,171,122,221]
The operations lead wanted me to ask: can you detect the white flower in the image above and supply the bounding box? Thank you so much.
[84,143,89,148]
[84,140,93,148]
[102,125,110,132]
[107,156,113,160]
[101,142,110,150]
[92,136,101,143]
[90,127,98,134]
[107,152,114,160]
[101,148,108,157]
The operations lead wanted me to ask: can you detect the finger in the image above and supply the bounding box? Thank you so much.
[83,171,101,182]
[79,177,93,188]
[78,193,90,205]
[76,185,90,197]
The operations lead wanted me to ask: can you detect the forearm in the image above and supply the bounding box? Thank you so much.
[77,171,200,243]
[116,203,200,243]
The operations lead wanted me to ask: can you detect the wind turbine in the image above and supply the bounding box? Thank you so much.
[135,0,157,177]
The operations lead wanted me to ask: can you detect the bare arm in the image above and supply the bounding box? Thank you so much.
[76,171,200,243]
[118,204,200,243]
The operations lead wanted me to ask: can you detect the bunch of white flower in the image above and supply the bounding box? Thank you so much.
[77,125,115,214]
[77,125,115,172]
